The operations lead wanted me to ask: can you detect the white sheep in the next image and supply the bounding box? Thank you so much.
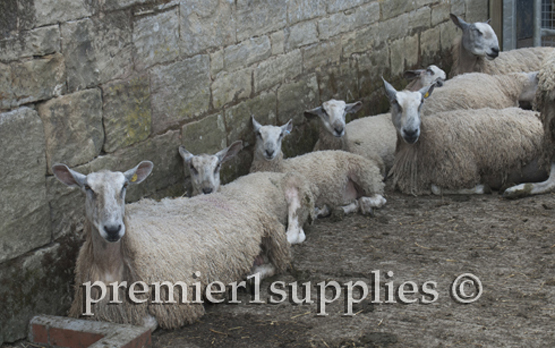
[305,65,447,174]
[421,71,539,116]
[52,161,314,329]
[383,78,547,196]
[404,65,447,91]
[450,14,553,77]
[178,140,243,196]
[249,116,386,218]
[504,50,555,198]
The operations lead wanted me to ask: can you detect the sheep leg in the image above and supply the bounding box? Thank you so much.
[341,201,360,214]
[315,205,331,217]
[285,187,306,244]
[251,263,276,279]
[358,194,387,214]
[431,184,487,195]
[504,163,555,199]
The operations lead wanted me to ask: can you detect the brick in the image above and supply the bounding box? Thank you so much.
[211,49,224,76]
[288,0,327,24]
[285,20,318,51]
[432,3,451,26]
[0,25,60,61]
[224,36,271,71]
[271,31,285,55]
[318,2,380,40]
[226,92,277,146]
[302,38,342,71]
[277,74,319,125]
[181,113,227,155]
[381,0,418,20]
[328,0,370,13]
[35,0,93,26]
[212,68,252,109]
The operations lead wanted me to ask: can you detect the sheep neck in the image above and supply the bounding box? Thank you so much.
[85,219,130,284]
[452,37,483,76]
[318,125,347,150]
[251,151,285,172]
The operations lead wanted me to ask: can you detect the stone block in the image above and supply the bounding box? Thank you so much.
[35,0,93,26]
[254,50,302,93]
[420,26,442,66]
[271,31,285,55]
[466,0,488,22]
[288,0,327,24]
[236,0,287,41]
[211,49,224,76]
[432,2,451,26]
[285,20,318,51]
[302,38,342,71]
[38,89,104,171]
[317,59,359,103]
[408,6,432,31]
[10,53,66,105]
[62,16,134,92]
[225,92,277,147]
[212,68,252,109]
[180,0,235,57]
[381,0,418,20]
[0,63,12,110]
[318,2,380,40]
[181,113,227,155]
[0,108,50,263]
[133,8,179,71]
[0,241,80,344]
[328,0,370,13]
[102,75,152,153]
[277,74,319,125]
[0,25,60,61]
[224,36,271,71]
[150,55,211,134]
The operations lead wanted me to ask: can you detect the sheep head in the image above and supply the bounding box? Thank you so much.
[404,65,447,89]
[52,161,153,243]
[304,99,362,138]
[252,116,292,161]
[451,13,500,60]
[179,141,243,196]
[383,78,434,145]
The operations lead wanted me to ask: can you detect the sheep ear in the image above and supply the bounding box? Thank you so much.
[345,101,362,114]
[450,13,469,30]
[251,115,262,132]
[281,119,293,135]
[216,140,243,164]
[178,145,194,163]
[419,83,435,99]
[486,18,491,24]
[404,69,423,81]
[304,106,325,119]
[382,77,398,104]
[52,164,86,188]
[124,161,153,185]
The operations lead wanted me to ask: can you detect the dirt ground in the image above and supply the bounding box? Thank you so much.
[152,186,555,348]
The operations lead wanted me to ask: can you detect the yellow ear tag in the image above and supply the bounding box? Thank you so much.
[130,174,138,183]
[424,92,429,98]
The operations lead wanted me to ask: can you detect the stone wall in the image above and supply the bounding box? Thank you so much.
[0,0,488,343]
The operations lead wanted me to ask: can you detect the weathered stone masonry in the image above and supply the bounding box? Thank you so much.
[0,0,487,343]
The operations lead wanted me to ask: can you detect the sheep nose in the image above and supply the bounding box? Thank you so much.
[265,149,274,157]
[334,126,344,135]
[490,47,499,57]
[104,224,121,236]
[202,187,213,194]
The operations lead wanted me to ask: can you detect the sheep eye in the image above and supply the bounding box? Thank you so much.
[256,131,262,138]
[474,28,483,36]
[214,164,221,173]
[279,132,284,138]
[190,165,198,175]
[84,185,94,195]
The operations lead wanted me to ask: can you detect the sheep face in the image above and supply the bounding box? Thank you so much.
[304,100,362,137]
[383,78,434,145]
[252,116,292,161]
[52,161,153,242]
[451,14,499,60]
[179,141,243,196]
[404,65,446,88]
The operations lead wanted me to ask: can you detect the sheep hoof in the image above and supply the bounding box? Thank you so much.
[297,228,306,243]
[331,207,345,222]
[142,315,158,332]
[503,183,533,199]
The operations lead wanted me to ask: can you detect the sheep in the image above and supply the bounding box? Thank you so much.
[504,50,555,198]
[249,116,386,218]
[404,65,447,91]
[421,71,539,116]
[52,161,314,329]
[178,140,243,196]
[450,14,553,77]
[383,78,547,196]
[305,65,446,174]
